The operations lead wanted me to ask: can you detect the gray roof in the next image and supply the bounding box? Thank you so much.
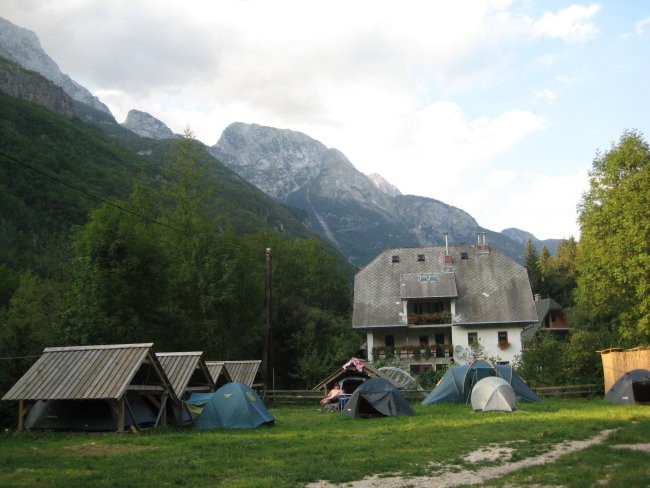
[156,352,214,398]
[223,360,262,387]
[352,245,538,328]
[2,343,172,401]
[205,361,233,385]
[535,297,563,322]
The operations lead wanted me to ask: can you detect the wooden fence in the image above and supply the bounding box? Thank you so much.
[532,384,599,399]
[264,385,601,404]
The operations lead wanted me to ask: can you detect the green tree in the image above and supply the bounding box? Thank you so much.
[576,130,650,345]
[524,238,541,293]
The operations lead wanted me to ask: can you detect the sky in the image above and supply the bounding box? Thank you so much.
[3,1,649,240]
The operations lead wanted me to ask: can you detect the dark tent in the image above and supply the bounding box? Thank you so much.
[24,392,156,431]
[187,382,274,430]
[604,369,650,404]
[422,359,541,405]
[342,377,415,418]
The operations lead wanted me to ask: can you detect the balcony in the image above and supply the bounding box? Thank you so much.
[372,344,453,361]
[407,312,452,325]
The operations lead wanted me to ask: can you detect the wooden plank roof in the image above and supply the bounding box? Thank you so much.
[313,360,388,391]
[2,343,171,401]
[205,361,233,385]
[156,352,214,398]
[223,360,262,387]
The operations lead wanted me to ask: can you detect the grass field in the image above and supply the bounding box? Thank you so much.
[0,399,648,487]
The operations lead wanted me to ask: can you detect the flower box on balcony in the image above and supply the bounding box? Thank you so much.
[407,312,452,325]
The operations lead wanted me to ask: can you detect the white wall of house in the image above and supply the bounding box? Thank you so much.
[451,326,522,364]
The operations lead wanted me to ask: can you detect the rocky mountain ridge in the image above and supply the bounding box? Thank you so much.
[121,109,178,140]
[0,17,112,117]
[0,15,557,266]
[210,123,528,265]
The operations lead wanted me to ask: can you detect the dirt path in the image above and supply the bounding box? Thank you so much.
[307,429,621,488]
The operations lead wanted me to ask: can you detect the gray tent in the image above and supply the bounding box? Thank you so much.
[342,377,415,418]
[604,369,650,404]
[470,376,517,412]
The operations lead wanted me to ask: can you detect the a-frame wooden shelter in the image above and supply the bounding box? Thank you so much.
[2,343,173,432]
[156,352,215,424]
[205,361,233,388]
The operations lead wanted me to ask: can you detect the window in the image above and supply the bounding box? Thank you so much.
[435,333,445,345]
[414,301,443,314]
[391,255,399,263]
[468,332,477,345]
[419,335,429,347]
[498,331,508,345]
[460,252,469,260]
[384,335,394,348]
[417,254,425,262]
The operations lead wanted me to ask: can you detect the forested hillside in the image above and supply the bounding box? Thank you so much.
[0,93,359,427]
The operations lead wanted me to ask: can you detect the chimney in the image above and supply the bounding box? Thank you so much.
[534,293,542,302]
[476,232,490,254]
[443,233,454,268]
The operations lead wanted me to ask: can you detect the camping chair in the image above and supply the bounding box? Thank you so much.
[337,394,351,411]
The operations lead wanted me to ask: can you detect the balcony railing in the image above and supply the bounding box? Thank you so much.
[407,312,452,325]
[372,344,453,361]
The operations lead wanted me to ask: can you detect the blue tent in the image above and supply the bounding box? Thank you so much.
[186,382,274,430]
[422,359,541,405]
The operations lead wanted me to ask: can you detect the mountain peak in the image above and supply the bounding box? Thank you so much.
[0,16,112,117]
[368,173,402,197]
[121,109,177,140]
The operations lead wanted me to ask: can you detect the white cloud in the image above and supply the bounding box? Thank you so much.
[533,4,601,41]
[485,169,517,189]
[535,88,557,103]
[636,16,650,35]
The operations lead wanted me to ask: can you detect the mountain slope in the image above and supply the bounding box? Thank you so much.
[0,93,315,268]
[211,123,528,264]
[0,16,112,117]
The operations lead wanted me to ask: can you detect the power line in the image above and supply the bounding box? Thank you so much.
[0,149,186,235]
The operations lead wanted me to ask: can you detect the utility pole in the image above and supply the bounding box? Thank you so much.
[262,248,273,394]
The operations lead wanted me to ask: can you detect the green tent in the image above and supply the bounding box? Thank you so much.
[187,382,274,430]
[422,359,540,405]
[342,377,415,418]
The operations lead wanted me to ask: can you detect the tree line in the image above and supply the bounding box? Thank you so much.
[0,131,359,426]
[519,130,649,387]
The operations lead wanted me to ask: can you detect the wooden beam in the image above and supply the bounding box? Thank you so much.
[154,391,168,427]
[117,397,125,433]
[123,395,139,433]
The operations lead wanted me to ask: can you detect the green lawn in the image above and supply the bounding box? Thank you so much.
[0,399,648,487]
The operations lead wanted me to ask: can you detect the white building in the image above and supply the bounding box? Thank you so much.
[352,236,538,373]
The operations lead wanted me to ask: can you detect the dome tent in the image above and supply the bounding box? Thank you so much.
[604,369,650,404]
[342,377,415,418]
[470,376,517,412]
[187,382,274,430]
[422,359,540,405]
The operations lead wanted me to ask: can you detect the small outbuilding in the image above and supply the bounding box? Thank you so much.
[470,376,517,412]
[604,369,650,405]
[205,361,234,388]
[2,343,173,431]
[223,360,263,389]
[341,377,415,418]
[156,352,215,424]
[313,357,392,395]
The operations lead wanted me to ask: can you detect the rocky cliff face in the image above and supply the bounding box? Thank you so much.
[0,55,75,117]
[121,109,177,139]
[211,122,525,265]
[0,16,113,117]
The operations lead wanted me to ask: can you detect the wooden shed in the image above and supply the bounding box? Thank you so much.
[223,360,263,389]
[156,352,215,424]
[313,358,388,394]
[2,343,173,432]
[601,347,650,393]
[205,361,233,388]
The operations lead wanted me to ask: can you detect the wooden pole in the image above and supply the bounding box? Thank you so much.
[262,248,273,393]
